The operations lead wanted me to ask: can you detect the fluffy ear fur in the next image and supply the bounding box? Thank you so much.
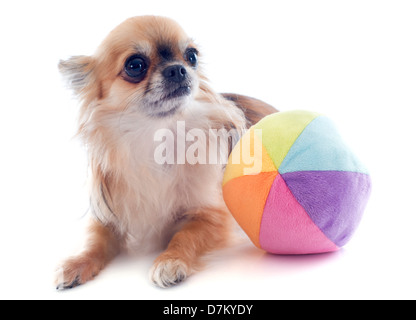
[58,55,97,99]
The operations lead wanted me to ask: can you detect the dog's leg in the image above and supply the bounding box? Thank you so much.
[150,207,231,288]
[56,219,120,290]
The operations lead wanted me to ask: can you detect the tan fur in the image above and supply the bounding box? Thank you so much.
[56,219,120,288]
[56,16,275,289]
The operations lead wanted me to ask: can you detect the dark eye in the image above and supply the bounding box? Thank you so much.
[124,55,148,80]
[185,49,198,67]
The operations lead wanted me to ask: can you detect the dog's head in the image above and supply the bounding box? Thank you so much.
[59,16,204,118]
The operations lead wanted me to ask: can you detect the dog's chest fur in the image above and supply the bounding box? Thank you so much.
[86,102,229,252]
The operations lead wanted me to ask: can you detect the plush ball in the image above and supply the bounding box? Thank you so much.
[223,110,371,254]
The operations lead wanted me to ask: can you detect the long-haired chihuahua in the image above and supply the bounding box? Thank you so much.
[56,16,275,289]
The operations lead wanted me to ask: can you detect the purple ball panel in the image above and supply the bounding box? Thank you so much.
[281,171,372,247]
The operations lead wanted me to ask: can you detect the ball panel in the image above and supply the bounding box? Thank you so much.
[279,116,370,174]
[281,171,372,247]
[253,111,320,171]
[223,128,277,187]
[259,174,339,254]
[223,171,278,248]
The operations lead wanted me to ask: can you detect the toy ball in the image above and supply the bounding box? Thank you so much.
[223,110,371,254]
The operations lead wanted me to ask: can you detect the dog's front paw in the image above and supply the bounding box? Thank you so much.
[55,255,102,290]
[150,256,190,288]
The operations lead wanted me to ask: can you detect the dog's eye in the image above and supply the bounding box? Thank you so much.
[124,55,148,80]
[185,48,198,67]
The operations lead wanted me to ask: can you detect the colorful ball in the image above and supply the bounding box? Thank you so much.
[223,110,371,254]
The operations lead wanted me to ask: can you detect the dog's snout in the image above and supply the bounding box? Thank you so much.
[163,65,187,83]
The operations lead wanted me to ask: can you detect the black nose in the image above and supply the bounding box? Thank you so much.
[163,65,187,83]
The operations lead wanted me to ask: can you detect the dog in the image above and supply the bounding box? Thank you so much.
[56,16,276,289]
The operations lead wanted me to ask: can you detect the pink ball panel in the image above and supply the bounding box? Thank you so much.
[259,174,339,254]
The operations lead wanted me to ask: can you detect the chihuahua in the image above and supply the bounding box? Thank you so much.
[56,16,275,289]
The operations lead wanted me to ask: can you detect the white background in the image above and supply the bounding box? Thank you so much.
[0,0,415,300]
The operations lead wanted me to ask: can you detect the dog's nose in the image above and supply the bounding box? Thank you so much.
[163,65,187,83]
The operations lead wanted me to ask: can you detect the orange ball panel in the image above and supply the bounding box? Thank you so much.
[223,171,277,248]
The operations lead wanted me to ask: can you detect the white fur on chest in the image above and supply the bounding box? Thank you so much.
[89,102,229,252]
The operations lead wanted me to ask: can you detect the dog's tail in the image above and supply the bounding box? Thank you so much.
[221,93,278,126]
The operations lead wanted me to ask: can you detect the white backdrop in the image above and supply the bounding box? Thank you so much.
[0,0,415,299]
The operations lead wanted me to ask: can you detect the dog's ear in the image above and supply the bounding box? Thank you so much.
[58,55,97,99]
